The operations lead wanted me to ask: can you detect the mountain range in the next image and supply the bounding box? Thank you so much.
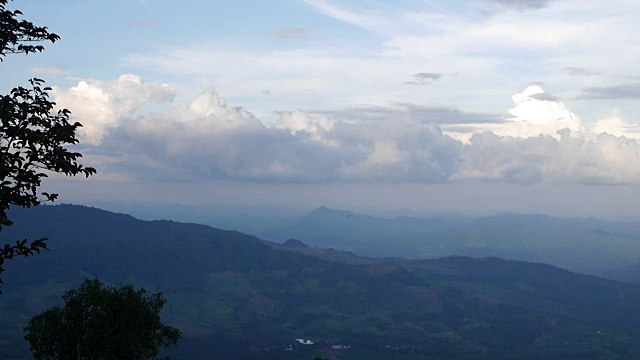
[248,207,640,275]
[2,205,640,359]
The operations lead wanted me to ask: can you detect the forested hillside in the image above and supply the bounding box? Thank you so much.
[3,205,640,359]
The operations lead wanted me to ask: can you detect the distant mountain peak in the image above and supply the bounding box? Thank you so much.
[282,238,309,248]
[311,206,340,213]
[307,206,355,218]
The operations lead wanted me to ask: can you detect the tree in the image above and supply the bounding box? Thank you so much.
[24,279,182,360]
[0,0,96,292]
[0,0,60,58]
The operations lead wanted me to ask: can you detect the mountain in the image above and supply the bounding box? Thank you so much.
[263,206,430,241]
[3,205,640,359]
[259,206,460,253]
[256,207,640,273]
[282,238,309,248]
[602,262,640,283]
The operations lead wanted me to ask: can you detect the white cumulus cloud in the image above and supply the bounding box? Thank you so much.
[52,75,175,144]
[53,75,640,186]
[504,85,583,138]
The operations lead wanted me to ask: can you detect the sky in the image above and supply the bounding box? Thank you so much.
[4,0,640,218]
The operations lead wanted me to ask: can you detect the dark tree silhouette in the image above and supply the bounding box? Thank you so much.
[0,0,60,59]
[24,279,182,360]
[0,0,96,292]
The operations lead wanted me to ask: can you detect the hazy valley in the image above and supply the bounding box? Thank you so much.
[107,202,640,276]
[3,205,640,359]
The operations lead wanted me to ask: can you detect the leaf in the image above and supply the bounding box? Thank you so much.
[0,0,94,295]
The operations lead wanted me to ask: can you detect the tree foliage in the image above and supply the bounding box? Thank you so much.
[24,279,182,360]
[0,0,96,292]
[0,0,60,59]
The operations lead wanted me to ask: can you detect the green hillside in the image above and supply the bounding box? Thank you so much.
[2,205,640,359]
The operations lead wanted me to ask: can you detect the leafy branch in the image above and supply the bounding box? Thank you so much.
[0,0,95,293]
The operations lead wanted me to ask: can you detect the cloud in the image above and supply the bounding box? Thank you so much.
[29,67,69,76]
[590,112,640,138]
[52,74,175,144]
[335,123,462,181]
[565,67,600,76]
[528,92,559,102]
[483,0,554,9]
[406,72,443,85]
[116,106,462,182]
[55,75,640,186]
[303,0,386,32]
[122,0,640,133]
[186,89,262,130]
[267,28,309,39]
[56,76,463,182]
[457,130,640,185]
[579,84,640,99]
[451,87,640,185]
[312,103,503,125]
[502,85,583,138]
[432,86,584,143]
[271,109,335,135]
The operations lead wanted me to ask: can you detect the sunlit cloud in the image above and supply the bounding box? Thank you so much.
[53,75,640,186]
[52,75,175,145]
